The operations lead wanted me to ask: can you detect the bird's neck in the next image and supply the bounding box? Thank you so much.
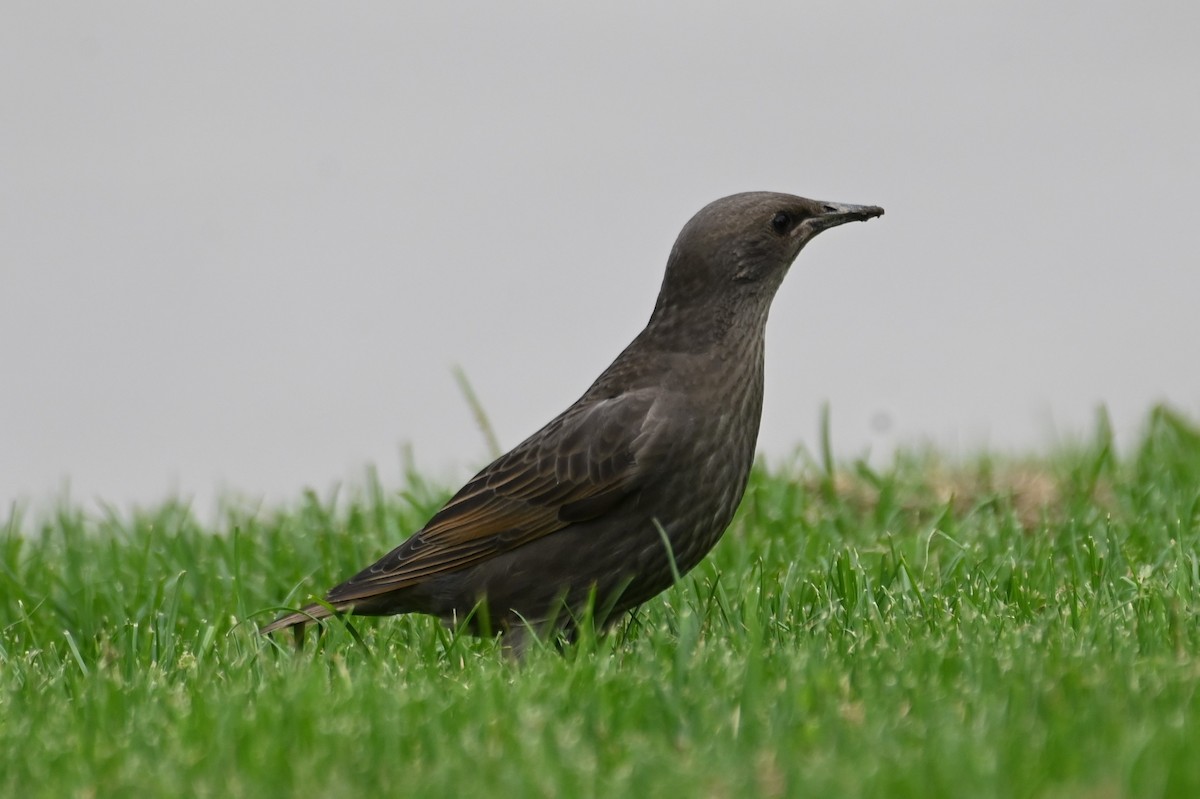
[641,296,771,357]
[584,297,769,402]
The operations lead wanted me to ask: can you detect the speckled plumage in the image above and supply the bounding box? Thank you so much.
[261,192,883,649]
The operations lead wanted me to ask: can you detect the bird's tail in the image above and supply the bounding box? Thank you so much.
[259,601,339,635]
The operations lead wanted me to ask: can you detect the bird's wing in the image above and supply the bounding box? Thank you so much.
[325,388,673,602]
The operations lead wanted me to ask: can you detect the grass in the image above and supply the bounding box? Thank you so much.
[2,405,1199,798]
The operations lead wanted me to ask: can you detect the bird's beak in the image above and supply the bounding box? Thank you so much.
[807,201,885,232]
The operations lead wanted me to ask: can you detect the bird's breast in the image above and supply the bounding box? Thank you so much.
[649,340,766,572]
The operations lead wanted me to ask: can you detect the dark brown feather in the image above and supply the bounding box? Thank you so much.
[322,390,663,602]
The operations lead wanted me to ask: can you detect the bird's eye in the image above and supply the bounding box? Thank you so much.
[771,211,792,234]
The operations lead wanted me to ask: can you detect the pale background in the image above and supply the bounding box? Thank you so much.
[3,2,1198,516]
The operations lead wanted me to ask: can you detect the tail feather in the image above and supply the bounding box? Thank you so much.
[259,602,339,635]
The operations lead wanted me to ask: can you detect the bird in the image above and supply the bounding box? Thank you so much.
[261,191,883,651]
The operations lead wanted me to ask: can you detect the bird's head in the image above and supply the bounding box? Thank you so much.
[653,192,883,324]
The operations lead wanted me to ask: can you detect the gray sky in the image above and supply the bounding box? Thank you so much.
[4,2,1198,516]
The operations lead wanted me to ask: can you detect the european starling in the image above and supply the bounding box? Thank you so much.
[261,192,883,649]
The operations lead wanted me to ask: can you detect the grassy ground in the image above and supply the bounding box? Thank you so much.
[2,406,1199,798]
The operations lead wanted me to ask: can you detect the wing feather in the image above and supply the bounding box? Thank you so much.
[324,389,667,604]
